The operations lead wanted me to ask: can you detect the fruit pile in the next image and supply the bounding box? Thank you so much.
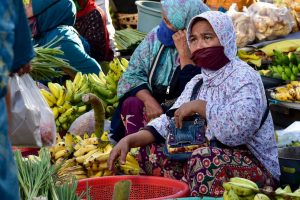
[49,133,140,183]
[268,51,300,81]
[40,57,129,132]
[270,81,300,102]
[223,177,300,200]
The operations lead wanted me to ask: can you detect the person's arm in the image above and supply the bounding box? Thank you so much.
[172,30,194,68]
[108,130,155,170]
[59,32,102,75]
[11,0,35,74]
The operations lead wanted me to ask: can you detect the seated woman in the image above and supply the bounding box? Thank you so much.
[73,0,114,62]
[25,0,101,75]
[110,0,209,142]
[108,11,280,197]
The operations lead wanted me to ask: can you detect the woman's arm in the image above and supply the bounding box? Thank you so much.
[108,130,155,170]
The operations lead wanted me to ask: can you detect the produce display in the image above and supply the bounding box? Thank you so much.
[248,2,295,41]
[40,57,128,132]
[223,177,300,200]
[115,28,147,50]
[270,81,300,102]
[267,51,300,81]
[14,148,90,200]
[30,38,76,81]
[49,133,140,184]
[227,4,256,48]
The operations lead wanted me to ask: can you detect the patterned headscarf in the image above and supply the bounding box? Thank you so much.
[161,0,210,30]
[187,11,237,60]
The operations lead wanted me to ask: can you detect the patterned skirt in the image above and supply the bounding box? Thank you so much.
[137,143,278,197]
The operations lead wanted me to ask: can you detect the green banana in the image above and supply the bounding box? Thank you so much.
[254,193,270,200]
[229,177,258,189]
[223,182,258,196]
[73,72,83,91]
[227,189,240,200]
[65,80,74,102]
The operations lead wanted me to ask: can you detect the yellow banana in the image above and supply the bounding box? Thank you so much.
[73,174,87,180]
[230,177,258,189]
[73,72,83,91]
[119,165,140,175]
[65,80,74,102]
[120,57,129,70]
[49,145,65,155]
[40,89,56,106]
[62,101,72,110]
[94,151,110,163]
[56,86,66,107]
[72,135,82,144]
[100,131,109,141]
[92,170,104,177]
[103,169,114,176]
[223,190,229,200]
[55,157,65,165]
[75,149,98,164]
[99,71,107,84]
[74,145,97,157]
[57,106,66,114]
[48,82,60,99]
[56,133,62,143]
[54,149,70,160]
[51,107,59,119]
[77,105,87,113]
[83,150,105,166]
[223,182,258,196]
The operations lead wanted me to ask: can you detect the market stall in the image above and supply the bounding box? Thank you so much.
[10,0,300,199]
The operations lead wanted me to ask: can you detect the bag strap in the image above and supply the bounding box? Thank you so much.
[148,44,165,88]
[190,79,203,101]
[258,99,269,130]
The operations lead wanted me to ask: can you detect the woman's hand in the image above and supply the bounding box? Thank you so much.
[108,137,130,171]
[136,89,163,121]
[174,100,207,128]
[144,97,163,121]
[172,30,193,68]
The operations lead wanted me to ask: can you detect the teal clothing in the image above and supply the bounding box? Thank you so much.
[0,0,34,199]
[117,0,209,99]
[32,0,101,74]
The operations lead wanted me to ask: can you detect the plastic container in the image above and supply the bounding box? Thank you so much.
[135,1,162,33]
[278,147,300,190]
[76,175,190,200]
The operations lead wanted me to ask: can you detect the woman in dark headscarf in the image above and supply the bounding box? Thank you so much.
[73,0,114,62]
[25,0,102,75]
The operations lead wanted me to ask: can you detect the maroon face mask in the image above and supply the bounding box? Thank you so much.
[191,46,230,71]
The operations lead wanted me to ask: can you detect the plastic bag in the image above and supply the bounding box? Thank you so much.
[276,121,300,148]
[227,4,256,47]
[68,110,111,136]
[248,2,295,41]
[9,74,56,147]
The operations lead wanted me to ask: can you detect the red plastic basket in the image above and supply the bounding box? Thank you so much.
[76,175,190,200]
[12,147,40,157]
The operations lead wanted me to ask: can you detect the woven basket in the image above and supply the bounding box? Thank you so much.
[204,0,253,11]
[117,13,138,29]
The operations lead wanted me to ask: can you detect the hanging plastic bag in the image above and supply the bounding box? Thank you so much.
[9,74,56,147]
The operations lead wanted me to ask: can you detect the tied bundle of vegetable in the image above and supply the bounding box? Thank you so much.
[30,37,77,81]
[115,28,147,50]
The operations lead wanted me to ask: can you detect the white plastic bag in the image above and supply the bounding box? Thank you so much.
[9,74,56,147]
[277,121,300,148]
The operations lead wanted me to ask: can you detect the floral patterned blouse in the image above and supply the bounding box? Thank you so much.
[148,11,280,180]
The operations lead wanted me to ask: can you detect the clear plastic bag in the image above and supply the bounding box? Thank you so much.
[227,4,256,47]
[248,2,295,41]
[9,74,56,147]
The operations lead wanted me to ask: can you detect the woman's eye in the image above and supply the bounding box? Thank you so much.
[204,36,212,40]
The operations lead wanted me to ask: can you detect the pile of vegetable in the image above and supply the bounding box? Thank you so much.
[115,28,147,50]
[14,148,90,200]
[30,37,76,81]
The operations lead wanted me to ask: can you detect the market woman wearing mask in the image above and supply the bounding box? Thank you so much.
[108,11,280,197]
[25,0,101,75]
[110,0,209,142]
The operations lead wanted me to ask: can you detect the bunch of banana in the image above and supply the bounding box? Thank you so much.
[270,81,300,102]
[40,72,91,132]
[118,152,140,175]
[274,185,300,200]
[223,177,259,200]
[88,57,129,119]
[49,133,74,164]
